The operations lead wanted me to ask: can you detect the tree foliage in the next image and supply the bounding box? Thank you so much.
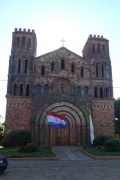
[114,98,120,137]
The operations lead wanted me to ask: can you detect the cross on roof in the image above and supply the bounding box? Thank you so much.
[61,38,65,47]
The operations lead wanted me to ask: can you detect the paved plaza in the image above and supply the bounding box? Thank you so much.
[1,146,120,180]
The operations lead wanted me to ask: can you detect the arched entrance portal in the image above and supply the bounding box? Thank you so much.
[34,102,90,147]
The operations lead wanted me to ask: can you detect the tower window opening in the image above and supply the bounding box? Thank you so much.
[36,84,41,94]
[61,59,65,69]
[22,37,26,47]
[105,87,109,98]
[97,43,100,53]
[103,45,105,54]
[13,84,17,95]
[20,84,23,96]
[41,66,45,75]
[102,64,104,77]
[71,64,74,73]
[96,64,99,77]
[93,44,95,54]
[81,68,84,77]
[51,62,54,72]
[26,84,30,96]
[100,87,103,98]
[25,59,28,74]
[28,38,31,49]
[94,87,97,98]
[18,59,21,73]
[17,37,20,48]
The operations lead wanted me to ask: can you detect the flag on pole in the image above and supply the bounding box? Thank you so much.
[89,110,95,144]
[46,111,67,129]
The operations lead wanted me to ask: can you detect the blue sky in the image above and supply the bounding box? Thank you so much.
[0,0,120,122]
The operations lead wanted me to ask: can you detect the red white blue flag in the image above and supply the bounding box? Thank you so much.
[46,111,67,129]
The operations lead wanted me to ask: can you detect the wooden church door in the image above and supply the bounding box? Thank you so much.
[56,127,69,146]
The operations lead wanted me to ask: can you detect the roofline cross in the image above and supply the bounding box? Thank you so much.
[61,38,65,47]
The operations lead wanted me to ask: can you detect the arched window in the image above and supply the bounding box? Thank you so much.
[17,37,19,48]
[36,84,41,94]
[81,68,84,77]
[22,37,26,47]
[51,62,54,72]
[93,44,95,54]
[77,86,81,96]
[25,59,28,74]
[97,43,100,53]
[13,84,17,95]
[26,84,30,96]
[28,38,31,49]
[100,87,103,98]
[103,45,105,54]
[61,59,64,69]
[41,66,45,75]
[18,59,21,73]
[84,86,88,96]
[44,85,49,94]
[61,83,65,92]
[20,84,23,96]
[96,64,99,77]
[102,64,104,77]
[105,87,109,98]
[71,63,74,73]
[94,87,97,98]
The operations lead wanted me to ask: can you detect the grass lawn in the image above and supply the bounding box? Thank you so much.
[83,148,120,156]
[0,148,56,158]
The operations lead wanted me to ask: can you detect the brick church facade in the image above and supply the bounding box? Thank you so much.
[5,28,114,146]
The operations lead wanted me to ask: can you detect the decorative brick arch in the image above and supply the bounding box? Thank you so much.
[33,102,90,147]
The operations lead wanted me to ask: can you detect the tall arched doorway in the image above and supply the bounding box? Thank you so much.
[34,102,89,147]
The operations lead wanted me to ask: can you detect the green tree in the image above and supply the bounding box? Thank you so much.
[0,114,4,141]
[114,98,120,138]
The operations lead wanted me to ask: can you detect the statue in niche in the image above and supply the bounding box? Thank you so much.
[61,83,65,93]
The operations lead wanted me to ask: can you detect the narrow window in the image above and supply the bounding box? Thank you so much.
[22,37,26,47]
[81,68,84,77]
[97,43,100,53]
[94,87,97,98]
[93,44,95,54]
[96,64,98,77]
[13,84,17,95]
[61,83,65,92]
[25,59,28,74]
[41,66,44,76]
[84,86,88,96]
[18,59,21,73]
[36,84,41,94]
[28,38,31,49]
[61,59,64,69]
[103,45,105,54]
[77,86,81,96]
[71,64,74,73]
[20,84,23,96]
[51,62,54,72]
[105,87,109,98]
[26,84,30,96]
[102,64,104,77]
[100,87,103,98]
[44,85,49,94]
[17,37,19,48]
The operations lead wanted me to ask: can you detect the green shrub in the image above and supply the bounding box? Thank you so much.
[3,130,31,147]
[93,135,111,146]
[105,138,120,152]
[19,143,38,153]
